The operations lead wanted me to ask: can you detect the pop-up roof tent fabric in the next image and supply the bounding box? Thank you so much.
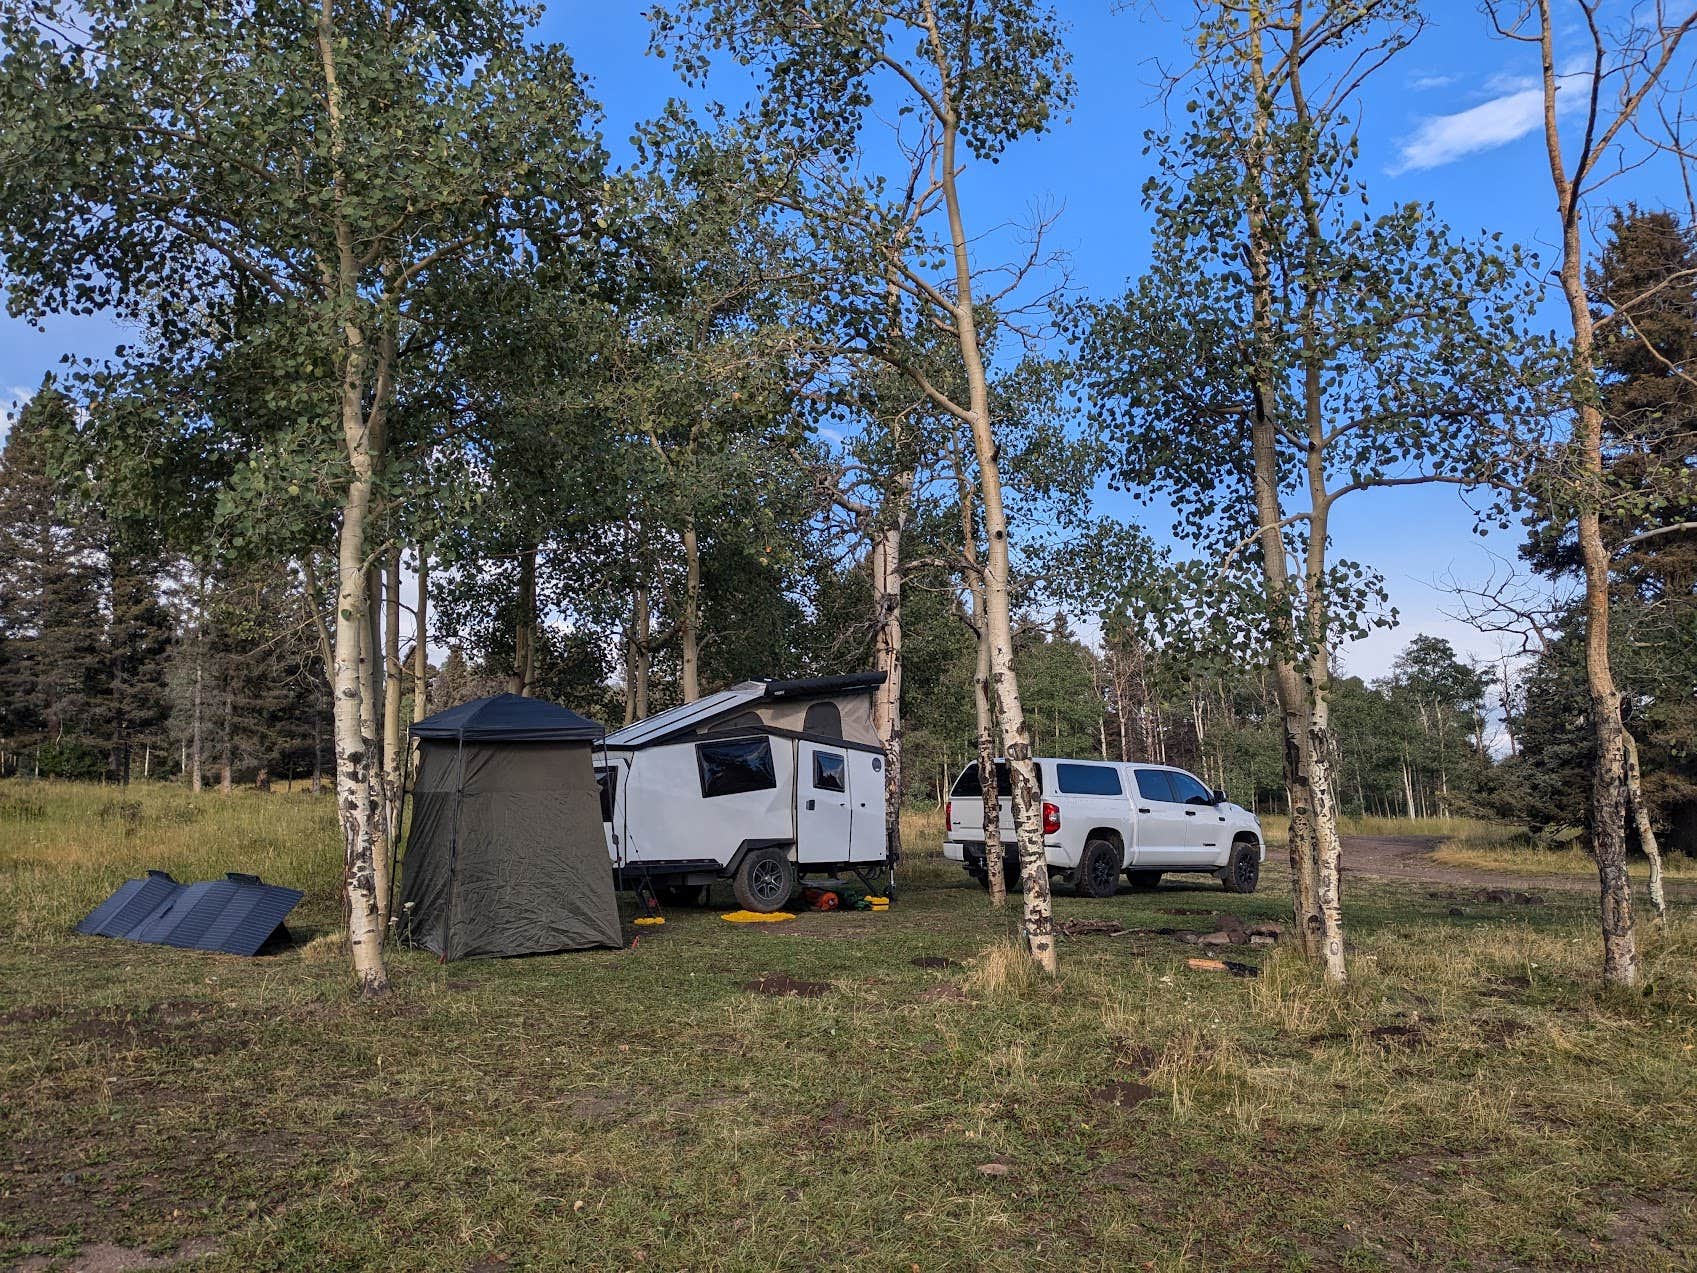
[399,694,622,960]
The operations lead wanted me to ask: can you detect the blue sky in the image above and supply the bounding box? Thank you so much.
[3,2,1679,692]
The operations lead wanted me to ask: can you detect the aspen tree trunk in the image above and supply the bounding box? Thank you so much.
[625,582,652,724]
[1535,1,1637,984]
[1305,644,1347,982]
[219,681,233,795]
[318,0,388,996]
[378,547,403,928]
[934,88,1055,973]
[954,441,1005,909]
[359,566,383,840]
[190,647,204,794]
[311,697,323,796]
[509,544,538,696]
[868,487,909,865]
[1500,661,1518,757]
[367,564,384,730]
[1235,3,1330,962]
[1623,729,1667,929]
[411,556,429,778]
[681,520,702,703]
[1402,754,1417,821]
[975,621,1006,909]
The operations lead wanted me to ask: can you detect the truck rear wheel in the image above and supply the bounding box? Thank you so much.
[1074,838,1123,898]
[1220,839,1260,894]
[972,861,1022,894]
[733,847,796,913]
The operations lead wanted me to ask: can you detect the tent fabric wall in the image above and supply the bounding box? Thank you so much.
[400,737,621,960]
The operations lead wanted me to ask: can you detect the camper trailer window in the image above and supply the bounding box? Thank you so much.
[707,711,763,733]
[813,751,846,792]
[696,738,777,798]
[595,766,618,822]
[803,701,843,738]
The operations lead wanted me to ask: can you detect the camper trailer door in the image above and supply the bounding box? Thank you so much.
[846,751,887,863]
[796,741,853,863]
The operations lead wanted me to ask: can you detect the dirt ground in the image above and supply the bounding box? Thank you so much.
[1342,834,1690,898]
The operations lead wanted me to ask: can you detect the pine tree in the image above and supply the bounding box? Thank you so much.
[0,386,108,774]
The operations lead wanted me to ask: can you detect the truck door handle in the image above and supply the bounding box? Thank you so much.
[1184,810,1197,817]
[1137,807,1151,814]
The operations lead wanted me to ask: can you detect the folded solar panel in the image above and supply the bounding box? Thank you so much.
[76,871,303,956]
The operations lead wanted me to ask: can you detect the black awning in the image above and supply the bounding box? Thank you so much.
[411,693,605,742]
[762,672,886,699]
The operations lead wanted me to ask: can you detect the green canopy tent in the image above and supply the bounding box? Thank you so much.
[399,694,622,959]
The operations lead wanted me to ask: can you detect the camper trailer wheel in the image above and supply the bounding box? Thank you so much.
[734,847,796,913]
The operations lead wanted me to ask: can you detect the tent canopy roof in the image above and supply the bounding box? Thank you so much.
[602,672,885,750]
[411,693,604,742]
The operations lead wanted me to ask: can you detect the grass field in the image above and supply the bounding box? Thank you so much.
[4,781,1696,1271]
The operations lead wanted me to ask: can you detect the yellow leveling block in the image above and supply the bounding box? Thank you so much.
[721,910,797,923]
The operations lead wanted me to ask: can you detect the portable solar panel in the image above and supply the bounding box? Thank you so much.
[76,872,303,956]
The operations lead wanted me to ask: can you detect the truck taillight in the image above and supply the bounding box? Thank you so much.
[945,800,952,831]
[1043,802,1061,836]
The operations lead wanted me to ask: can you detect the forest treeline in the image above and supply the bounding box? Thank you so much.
[0,0,1693,990]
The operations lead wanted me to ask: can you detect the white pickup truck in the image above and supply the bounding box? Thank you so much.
[941,758,1265,897]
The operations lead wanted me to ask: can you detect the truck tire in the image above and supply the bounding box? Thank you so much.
[733,847,796,913]
[1074,838,1123,898]
[1127,870,1162,892]
[972,861,1023,894]
[1220,839,1261,894]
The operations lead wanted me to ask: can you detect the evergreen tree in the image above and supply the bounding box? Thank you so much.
[0,386,108,775]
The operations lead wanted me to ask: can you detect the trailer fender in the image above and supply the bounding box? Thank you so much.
[723,838,796,878]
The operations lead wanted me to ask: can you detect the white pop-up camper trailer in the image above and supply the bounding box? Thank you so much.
[596,673,890,912]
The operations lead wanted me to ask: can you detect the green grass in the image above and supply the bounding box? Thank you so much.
[3,780,1697,1271]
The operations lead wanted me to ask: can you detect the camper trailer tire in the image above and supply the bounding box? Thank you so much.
[733,846,796,913]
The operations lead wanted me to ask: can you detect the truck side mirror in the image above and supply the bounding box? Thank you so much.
[1212,787,1227,805]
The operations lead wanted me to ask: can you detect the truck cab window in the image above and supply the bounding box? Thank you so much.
[1134,769,1176,802]
[1167,771,1216,805]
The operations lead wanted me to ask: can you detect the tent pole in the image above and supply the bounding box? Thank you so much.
[385,746,410,941]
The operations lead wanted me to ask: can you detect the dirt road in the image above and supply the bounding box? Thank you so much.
[1343,834,1690,899]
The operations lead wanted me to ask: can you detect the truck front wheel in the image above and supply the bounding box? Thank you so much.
[1220,840,1260,894]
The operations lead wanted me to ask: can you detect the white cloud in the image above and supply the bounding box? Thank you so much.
[1391,69,1588,174]
[1392,86,1548,173]
[1409,72,1459,91]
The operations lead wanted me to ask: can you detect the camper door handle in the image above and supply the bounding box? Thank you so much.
[806,799,816,811]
